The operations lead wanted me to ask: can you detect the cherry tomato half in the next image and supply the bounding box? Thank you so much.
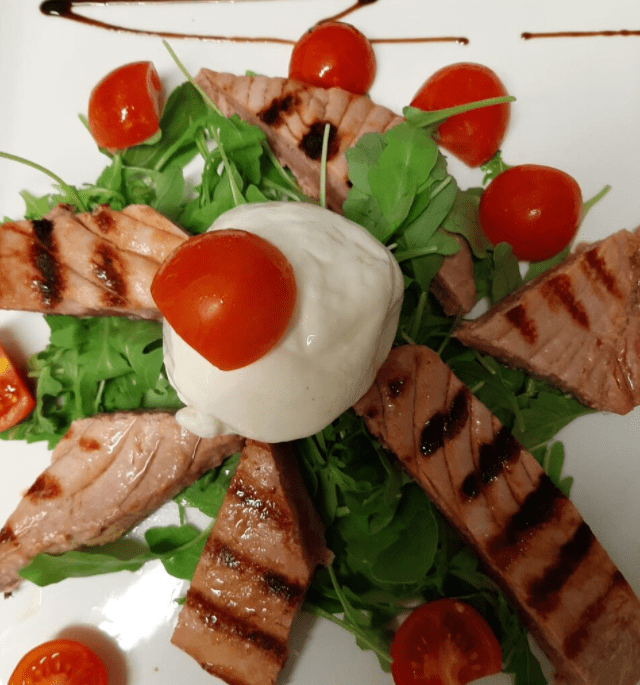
[88,61,162,151]
[151,229,297,371]
[411,62,510,167]
[390,599,502,685]
[8,639,108,685]
[289,21,376,95]
[0,342,35,432]
[479,164,584,262]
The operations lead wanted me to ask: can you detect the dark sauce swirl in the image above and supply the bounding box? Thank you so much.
[40,0,468,44]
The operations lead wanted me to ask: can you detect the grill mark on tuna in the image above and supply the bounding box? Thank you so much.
[30,218,64,308]
[480,427,521,484]
[489,475,563,563]
[229,478,292,528]
[93,206,115,233]
[505,303,538,344]
[563,570,627,659]
[79,436,101,451]
[31,218,55,247]
[540,273,590,329]
[581,245,623,299]
[0,526,16,544]
[462,427,521,499]
[91,243,127,306]
[387,375,408,398]
[205,539,305,607]
[185,587,288,665]
[300,121,339,161]
[420,386,470,456]
[25,473,62,501]
[263,571,305,604]
[258,94,296,127]
[528,521,595,615]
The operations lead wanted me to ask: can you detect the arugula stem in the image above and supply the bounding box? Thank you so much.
[404,95,516,129]
[319,123,331,209]
[583,184,611,217]
[305,602,392,665]
[393,245,440,263]
[163,40,244,207]
[474,351,497,375]
[261,177,308,202]
[427,175,453,201]
[408,290,428,342]
[259,142,308,198]
[0,151,86,212]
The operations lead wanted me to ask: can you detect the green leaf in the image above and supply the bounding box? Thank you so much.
[503,626,547,685]
[1,316,181,448]
[523,245,570,282]
[491,242,523,302]
[175,453,240,518]
[512,390,594,453]
[121,82,209,171]
[441,186,492,259]
[370,485,438,584]
[18,539,155,586]
[145,523,210,580]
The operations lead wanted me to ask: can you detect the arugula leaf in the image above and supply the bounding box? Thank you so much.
[145,524,211,580]
[175,452,240,518]
[512,390,594,454]
[121,82,209,171]
[18,539,155,586]
[18,523,212,587]
[0,316,181,448]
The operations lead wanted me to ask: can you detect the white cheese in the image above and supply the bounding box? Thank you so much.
[163,201,404,442]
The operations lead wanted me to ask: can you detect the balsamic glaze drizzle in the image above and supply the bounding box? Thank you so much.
[40,0,469,44]
[522,28,640,40]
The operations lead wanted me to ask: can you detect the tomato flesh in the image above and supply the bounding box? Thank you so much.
[8,639,108,685]
[479,164,584,262]
[289,21,376,95]
[390,599,502,685]
[411,62,510,167]
[151,229,297,371]
[0,342,35,432]
[88,61,162,151]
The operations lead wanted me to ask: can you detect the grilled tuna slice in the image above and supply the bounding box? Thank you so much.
[430,234,476,316]
[195,68,403,213]
[353,345,640,685]
[456,229,640,414]
[0,203,188,319]
[195,68,476,315]
[172,440,331,685]
[0,412,244,594]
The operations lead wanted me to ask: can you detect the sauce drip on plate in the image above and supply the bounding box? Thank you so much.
[39,0,469,44]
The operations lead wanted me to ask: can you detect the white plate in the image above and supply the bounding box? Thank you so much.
[1,1,639,684]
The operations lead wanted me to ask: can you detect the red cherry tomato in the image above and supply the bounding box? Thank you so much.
[151,229,297,371]
[390,599,502,685]
[0,342,35,432]
[88,61,162,151]
[8,639,108,685]
[479,164,584,262]
[411,62,510,167]
[289,21,376,95]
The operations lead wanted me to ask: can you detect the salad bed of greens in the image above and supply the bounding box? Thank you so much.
[1,74,595,684]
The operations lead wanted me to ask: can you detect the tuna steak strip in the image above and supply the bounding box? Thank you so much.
[172,440,331,685]
[194,68,476,315]
[0,412,244,594]
[353,345,640,685]
[456,228,640,414]
[0,203,188,320]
